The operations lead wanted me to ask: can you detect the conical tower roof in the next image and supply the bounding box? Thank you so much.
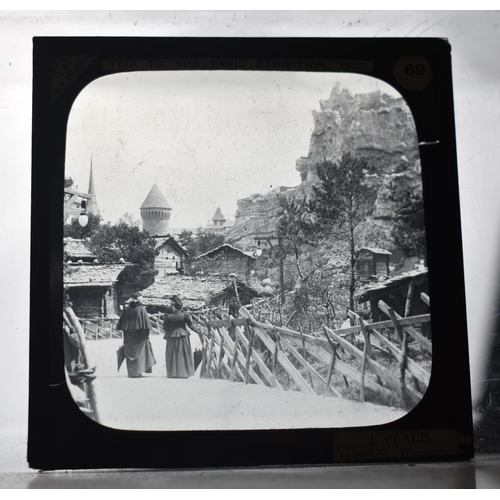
[212,207,225,221]
[141,184,171,209]
[87,158,101,217]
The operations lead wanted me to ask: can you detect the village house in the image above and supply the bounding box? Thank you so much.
[153,234,189,277]
[64,262,129,319]
[194,243,256,283]
[64,160,100,222]
[64,188,90,222]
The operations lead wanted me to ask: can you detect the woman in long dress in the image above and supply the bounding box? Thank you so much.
[117,292,156,378]
[162,296,200,379]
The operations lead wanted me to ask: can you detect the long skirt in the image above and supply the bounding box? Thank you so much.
[123,329,156,377]
[165,335,195,378]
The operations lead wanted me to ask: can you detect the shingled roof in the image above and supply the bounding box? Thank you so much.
[358,247,392,256]
[154,234,189,256]
[64,263,128,288]
[357,269,428,303]
[64,238,96,260]
[140,183,171,209]
[141,275,271,310]
[196,243,256,260]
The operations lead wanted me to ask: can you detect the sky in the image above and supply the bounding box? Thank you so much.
[65,70,401,229]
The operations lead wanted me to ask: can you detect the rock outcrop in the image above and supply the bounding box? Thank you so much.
[226,83,422,263]
[224,187,295,249]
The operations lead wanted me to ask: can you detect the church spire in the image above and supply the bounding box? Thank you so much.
[87,156,101,217]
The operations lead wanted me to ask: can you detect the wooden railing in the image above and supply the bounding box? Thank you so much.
[80,313,166,340]
[196,300,431,410]
[63,306,100,422]
[80,317,121,340]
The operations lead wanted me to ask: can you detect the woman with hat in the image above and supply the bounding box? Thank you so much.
[116,292,156,378]
[162,296,200,379]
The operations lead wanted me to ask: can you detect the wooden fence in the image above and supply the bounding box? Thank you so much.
[80,314,167,340]
[72,294,431,411]
[194,298,432,410]
[63,306,100,422]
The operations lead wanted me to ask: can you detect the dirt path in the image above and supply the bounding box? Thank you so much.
[86,336,405,431]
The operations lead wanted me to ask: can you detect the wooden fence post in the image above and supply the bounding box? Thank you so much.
[205,325,215,379]
[272,329,280,389]
[359,343,367,402]
[405,281,415,318]
[386,307,409,409]
[299,324,314,388]
[216,334,225,379]
[244,326,255,385]
[324,344,338,397]
[229,335,240,382]
[355,315,372,404]
[322,326,340,396]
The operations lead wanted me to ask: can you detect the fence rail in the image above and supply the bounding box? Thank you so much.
[195,301,431,410]
[63,307,100,422]
[80,314,166,340]
[72,295,432,411]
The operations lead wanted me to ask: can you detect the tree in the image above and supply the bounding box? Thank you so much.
[176,229,225,259]
[308,152,374,311]
[88,222,158,290]
[195,229,225,256]
[118,212,141,228]
[276,194,315,281]
[391,190,427,264]
[177,229,198,257]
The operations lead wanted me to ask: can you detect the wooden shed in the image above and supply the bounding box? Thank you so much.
[64,263,128,318]
[357,269,430,337]
[356,247,392,283]
[194,243,256,283]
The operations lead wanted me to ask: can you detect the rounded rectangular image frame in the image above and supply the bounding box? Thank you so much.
[29,36,473,470]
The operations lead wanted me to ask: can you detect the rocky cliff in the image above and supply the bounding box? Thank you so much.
[223,187,293,249]
[225,83,422,262]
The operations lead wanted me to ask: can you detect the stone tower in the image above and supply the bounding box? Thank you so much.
[87,158,101,217]
[212,207,226,227]
[140,183,172,236]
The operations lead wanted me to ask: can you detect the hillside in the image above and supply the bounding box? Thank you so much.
[225,83,422,267]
